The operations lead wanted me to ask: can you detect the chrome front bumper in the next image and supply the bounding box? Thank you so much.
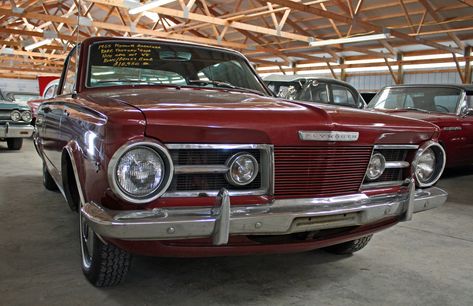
[0,123,34,138]
[81,182,447,245]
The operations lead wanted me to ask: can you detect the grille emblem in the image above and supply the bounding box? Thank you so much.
[299,131,359,142]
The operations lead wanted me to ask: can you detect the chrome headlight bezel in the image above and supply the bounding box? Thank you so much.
[10,110,21,121]
[413,141,446,188]
[108,140,174,204]
[225,152,259,186]
[21,111,32,122]
[366,152,386,181]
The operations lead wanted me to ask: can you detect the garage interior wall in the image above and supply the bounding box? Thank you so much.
[0,78,38,93]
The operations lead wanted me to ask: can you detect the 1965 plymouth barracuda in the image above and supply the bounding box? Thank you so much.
[0,97,33,150]
[368,85,473,168]
[264,74,366,109]
[34,37,448,287]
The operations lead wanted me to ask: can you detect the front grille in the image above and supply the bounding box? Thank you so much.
[171,173,261,191]
[363,148,414,185]
[0,110,12,121]
[166,147,264,195]
[274,146,372,199]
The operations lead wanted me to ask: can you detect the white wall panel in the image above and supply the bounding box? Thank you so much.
[0,78,39,94]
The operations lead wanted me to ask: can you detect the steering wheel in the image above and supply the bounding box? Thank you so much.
[436,105,450,113]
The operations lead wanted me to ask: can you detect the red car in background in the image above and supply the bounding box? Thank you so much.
[368,85,473,168]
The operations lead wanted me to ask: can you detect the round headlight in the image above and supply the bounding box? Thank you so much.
[109,142,174,203]
[116,147,164,197]
[366,153,386,180]
[225,153,259,186]
[21,111,32,122]
[10,110,21,121]
[414,142,446,187]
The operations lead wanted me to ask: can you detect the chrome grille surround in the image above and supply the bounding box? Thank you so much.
[361,144,419,190]
[163,144,273,197]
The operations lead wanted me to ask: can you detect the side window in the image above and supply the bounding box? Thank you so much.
[298,81,329,103]
[332,84,356,106]
[61,49,77,95]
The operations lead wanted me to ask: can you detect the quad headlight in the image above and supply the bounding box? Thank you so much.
[10,110,21,121]
[366,153,386,180]
[225,153,259,186]
[21,111,32,122]
[108,141,173,203]
[414,142,446,187]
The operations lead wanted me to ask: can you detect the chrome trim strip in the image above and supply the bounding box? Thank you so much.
[385,161,410,169]
[174,165,229,174]
[163,188,268,198]
[361,180,407,190]
[166,143,271,150]
[65,143,86,206]
[374,144,419,150]
[81,186,447,242]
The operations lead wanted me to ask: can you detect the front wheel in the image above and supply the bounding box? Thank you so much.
[7,138,23,150]
[324,235,373,255]
[80,211,131,287]
[43,163,58,191]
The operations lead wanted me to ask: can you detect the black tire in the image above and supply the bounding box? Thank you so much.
[80,211,131,287]
[7,138,23,150]
[43,163,59,191]
[324,235,373,255]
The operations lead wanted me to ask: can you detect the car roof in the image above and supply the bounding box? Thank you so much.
[263,74,354,87]
[381,84,473,92]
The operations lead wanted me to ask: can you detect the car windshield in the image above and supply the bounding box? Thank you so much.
[368,87,462,114]
[87,41,268,95]
[266,81,302,100]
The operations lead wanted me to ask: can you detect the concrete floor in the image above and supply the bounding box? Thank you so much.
[1,140,473,306]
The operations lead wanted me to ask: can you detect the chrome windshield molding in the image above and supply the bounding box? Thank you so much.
[108,138,174,204]
[174,165,229,174]
[374,144,419,150]
[81,186,447,242]
[361,180,408,190]
[166,143,272,150]
[385,161,410,169]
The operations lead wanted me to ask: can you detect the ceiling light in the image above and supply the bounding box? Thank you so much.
[309,33,391,47]
[129,0,177,15]
[24,39,52,51]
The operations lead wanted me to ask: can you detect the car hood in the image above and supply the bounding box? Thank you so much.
[370,109,460,125]
[0,100,30,111]
[82,87,438,146]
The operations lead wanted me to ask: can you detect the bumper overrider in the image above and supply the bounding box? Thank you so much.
[0,123,34,138]
[81,180,447,245]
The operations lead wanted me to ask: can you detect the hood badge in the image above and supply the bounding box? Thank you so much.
[299,131,359,142]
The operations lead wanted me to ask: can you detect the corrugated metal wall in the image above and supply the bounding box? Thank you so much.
[346,71,466,92]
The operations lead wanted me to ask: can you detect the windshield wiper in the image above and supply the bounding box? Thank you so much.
[187,80,265,96]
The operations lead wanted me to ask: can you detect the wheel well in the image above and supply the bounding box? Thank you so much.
[62,151,80,212]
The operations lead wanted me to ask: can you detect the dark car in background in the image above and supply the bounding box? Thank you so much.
[368,85,473,168]
[263,75,366,109]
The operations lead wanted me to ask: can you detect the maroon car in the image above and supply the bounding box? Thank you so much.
[368,85,473,168]
[34,37,447,287]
